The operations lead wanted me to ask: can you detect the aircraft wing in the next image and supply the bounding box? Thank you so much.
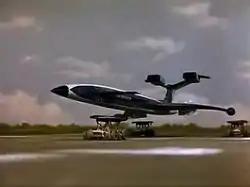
[163,103,235,116]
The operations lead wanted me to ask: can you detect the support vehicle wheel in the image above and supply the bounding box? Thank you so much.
[110,130,117,140]
[145,129,155,137]
[117,129,126,140]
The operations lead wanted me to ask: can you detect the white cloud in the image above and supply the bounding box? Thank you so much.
[0,16,42,31]
[55,56,132,83]
[20,55,38,65]
[174,92,210,104]
[236,60,250,80]
[230,103,250,120]
[138,87,166,99]
[55,56,114,79]
[172,2,228,30]
[173,2,210,16]
[0,91,72,124]
[138,87,209,104]
[123,37,185,62]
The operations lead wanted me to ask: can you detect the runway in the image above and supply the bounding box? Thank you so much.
[1,135,250,186]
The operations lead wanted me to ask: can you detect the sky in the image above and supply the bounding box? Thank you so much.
[1,0,250,126]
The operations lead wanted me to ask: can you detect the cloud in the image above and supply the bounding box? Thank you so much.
[231,103,250,120]
[1,1,247,126]
[0,91,72,124]
[138,87,209,104]
[55,56,114,79]
[236,60,250,80]
[174,92,210,104]
[0,16,43,31]
[123,37,185,62]
[172,2,229,30]
[54,56,132,83]
[138,87,166,100]
[20,55,38,65]
[0,16,36,28]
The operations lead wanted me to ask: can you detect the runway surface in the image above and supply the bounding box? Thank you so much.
[1,135,250,187]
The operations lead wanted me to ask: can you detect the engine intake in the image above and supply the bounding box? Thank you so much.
[145,74,166,86]
[183,72,210,83]
[183,72,200,83]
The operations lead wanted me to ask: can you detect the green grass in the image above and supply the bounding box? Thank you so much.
[0,122,241,137]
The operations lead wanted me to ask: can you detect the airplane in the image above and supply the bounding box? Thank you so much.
[51,72,236,119]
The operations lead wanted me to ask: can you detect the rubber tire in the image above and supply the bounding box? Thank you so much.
[145,129,155,137]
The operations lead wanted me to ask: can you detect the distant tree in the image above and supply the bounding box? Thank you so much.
[220,124,227,129]
[187,123,198,128]
[21,122,31,128]
[159,123,170,129]
[70,123,76,127]
[0,123,10,129]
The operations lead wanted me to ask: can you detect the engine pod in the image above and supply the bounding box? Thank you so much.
[183,72,200,83]
[145,74,166,86]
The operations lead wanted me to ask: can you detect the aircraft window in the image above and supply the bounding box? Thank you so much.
[93,87,105,92]
[94,87,114,93]
[71,86,95,96]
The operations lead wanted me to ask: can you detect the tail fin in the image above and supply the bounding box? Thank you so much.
[145,72,210,103]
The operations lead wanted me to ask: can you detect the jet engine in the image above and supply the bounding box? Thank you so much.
[178,109,197,115]
[145,74,166,86]
[183,72,210,83]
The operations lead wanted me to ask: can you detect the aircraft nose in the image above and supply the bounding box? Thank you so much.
[51,85,69,97]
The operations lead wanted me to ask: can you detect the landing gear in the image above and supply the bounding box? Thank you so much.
[82,115,127,140]
[128,121,155,137]
[226,120,249,137]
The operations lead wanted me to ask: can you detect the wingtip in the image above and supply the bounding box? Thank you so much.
[226,107,236,116]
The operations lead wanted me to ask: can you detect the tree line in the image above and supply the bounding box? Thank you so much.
[0,122,233,136]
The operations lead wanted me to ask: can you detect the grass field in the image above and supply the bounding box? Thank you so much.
[0,122,235,137]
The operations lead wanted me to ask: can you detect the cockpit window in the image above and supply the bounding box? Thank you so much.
[71,86,95,97]
[93,86,114,93]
